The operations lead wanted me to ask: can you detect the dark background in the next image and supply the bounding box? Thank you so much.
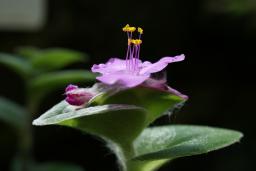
[0,0,255,170]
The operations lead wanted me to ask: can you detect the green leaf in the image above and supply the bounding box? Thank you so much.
[29,70,95,102]
[127,125,243,171]
[0,97,27,129]
[28,48,88,71]
[124,125,243,171]
[102,87,186,125]
[33,101,147,154]
[0,53,31,78]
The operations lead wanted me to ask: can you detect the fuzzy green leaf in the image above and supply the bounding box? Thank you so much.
[133,125,243,160]
[103,87,186,125]
[33,101,147,152]
[28,48,88,71]
[0,53,31,78]
[0,97,27,129]
[124,125,242,171]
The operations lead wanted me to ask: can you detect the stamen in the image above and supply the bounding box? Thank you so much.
[138,27,143,40]
[133,45,139,72]
[124,24,133,70]
[138,27,143,34]
[129,44,135,71]
[125,40,131,68]
[123,24,143,74]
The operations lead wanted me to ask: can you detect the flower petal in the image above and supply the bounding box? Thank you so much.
[96,73,150,88]
[92,58,127,74]
[139,54,185,75]
[92,58,126,74]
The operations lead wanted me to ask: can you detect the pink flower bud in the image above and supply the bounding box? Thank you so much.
[65,84,94,106]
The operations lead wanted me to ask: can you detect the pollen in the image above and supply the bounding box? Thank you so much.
[138,27,143,34]
[128,27,136,32]
[122,24,130,32]
[131,39,142,45]
[122,24,136,32]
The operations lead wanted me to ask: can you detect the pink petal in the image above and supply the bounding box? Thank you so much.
[96,73,150,88]
[139,54,185,75]
[92,58,143,75]
[91,58,126,74]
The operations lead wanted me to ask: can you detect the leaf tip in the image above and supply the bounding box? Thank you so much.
[32,119,44,126]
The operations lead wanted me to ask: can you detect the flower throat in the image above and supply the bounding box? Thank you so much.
[122,24,143,74]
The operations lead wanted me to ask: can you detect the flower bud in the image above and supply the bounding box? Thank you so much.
[65,84,94,106]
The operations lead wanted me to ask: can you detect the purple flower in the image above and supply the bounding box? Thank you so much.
[65,84,95,106]
[91,24,187,99]
[92,55,184,87]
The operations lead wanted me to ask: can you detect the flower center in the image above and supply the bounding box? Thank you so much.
[122,24,143,74]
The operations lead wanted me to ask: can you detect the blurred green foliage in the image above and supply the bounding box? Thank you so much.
[206,0,256,16]
[0,47,95,171]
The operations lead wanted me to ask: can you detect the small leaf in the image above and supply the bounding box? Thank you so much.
[29,70,95,101]
[0,97,27,129]
[133,125,243,161]
[33,101,147,150]
[29,48,88,71]
[103,87,186,125]
[0,53,31,78]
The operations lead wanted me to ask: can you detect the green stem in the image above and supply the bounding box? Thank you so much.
[107,141,168,171]
[126,159,169,171]
[106,141,136,171]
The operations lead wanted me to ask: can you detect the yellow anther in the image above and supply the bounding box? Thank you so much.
[123,24,136,32]
[128,27,136,32]
[131,39,142,45]
[136,39,142,45]
[138,27,143,34]
[122,24,130,32]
